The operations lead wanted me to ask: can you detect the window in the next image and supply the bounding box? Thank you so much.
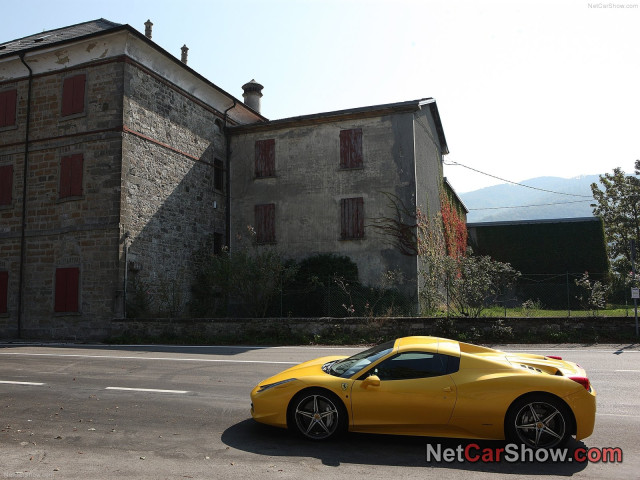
[213,233,224,255]
[370,352,448,381]
[255,139,275,177]
[61,74,86,116]
[340,128,363,168]
[0,89,17,127]
[54,267,79,313]
[340,197,364,239]
[0,165,13,206]
[255,203,275,244]
[59,154,83,199]
[214,159,224,191]
[0,271,7,314]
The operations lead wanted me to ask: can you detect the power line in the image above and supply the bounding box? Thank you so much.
[468,199,594,211]
[444,161,593,198]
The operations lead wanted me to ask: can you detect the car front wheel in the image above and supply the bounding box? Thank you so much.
[506,394,573,449]
[288,389,346,441]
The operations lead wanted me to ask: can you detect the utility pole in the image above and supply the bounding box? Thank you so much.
[632,240,638,337]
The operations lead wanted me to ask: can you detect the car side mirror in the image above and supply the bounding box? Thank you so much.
[362,375,381,388]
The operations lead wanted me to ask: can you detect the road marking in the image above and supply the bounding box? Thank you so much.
[597,413,640,418]
[0,352,298,365]
[614,370,640,372]
[105,387,189,394]
[0,380,45,386]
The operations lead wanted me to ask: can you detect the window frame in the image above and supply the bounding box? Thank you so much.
[358,351,457,381]
[0,271,8,314]
[61,73,86,117]
[254,203,276,244]
[59,153,84,199]
[54,267,80,313]
[0,164,13,206]
[255,139,275,178]
[0,89,18,128]
[339,128,363,169]
[340,197,364,240]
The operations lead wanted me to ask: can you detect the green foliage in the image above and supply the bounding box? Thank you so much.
[282,254,359,317]
[574,272,607,316]
[447,253,520,318]
[591,164,640,275]
[190,229,297,318]
[125,275,150,319]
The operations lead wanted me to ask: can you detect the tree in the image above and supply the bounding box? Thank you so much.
[448,252,520,317]
[591,163,640,275]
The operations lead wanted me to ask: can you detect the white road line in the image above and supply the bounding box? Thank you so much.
[0,380,45,386]
[105,387,189,394]
[597,413,640,418]
[614,370,640,372]
[0,352,298,365]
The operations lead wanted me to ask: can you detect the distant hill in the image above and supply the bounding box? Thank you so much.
[460,175,601,223]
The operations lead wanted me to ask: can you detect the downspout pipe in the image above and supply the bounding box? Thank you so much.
[17,53,33,339]
[222,100,237,251]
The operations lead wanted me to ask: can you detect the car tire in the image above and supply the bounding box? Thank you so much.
[287,388,347,441]
[505,393,574,449]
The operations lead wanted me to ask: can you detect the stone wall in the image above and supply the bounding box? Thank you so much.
[228,111,438,296]
[120,61,227,318]
[0,60,125,339]
[110,316,638,344]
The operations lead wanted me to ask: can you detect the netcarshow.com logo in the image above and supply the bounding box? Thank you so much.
[426,443,623,463]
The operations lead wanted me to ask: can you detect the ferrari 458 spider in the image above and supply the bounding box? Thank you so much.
[250,336,596,448]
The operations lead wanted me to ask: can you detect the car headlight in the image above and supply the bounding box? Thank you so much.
[257,378,297,393]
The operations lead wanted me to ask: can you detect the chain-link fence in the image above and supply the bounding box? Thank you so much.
[264,272,634,318]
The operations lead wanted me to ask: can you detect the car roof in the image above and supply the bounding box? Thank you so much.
[396,336,461,357]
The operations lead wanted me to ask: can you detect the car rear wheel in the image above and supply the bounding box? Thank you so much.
[288,389,346,441]
[506,394,573,449]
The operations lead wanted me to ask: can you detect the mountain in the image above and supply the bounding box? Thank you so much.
[459,175,601,223]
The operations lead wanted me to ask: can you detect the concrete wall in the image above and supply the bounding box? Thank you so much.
[229,111,434,294]
[120,61,227,317]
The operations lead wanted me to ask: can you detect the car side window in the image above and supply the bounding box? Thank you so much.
[367,352,451,381]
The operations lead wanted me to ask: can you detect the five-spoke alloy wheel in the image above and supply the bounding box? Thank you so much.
[288,389,346,440]
[506,395,573,449]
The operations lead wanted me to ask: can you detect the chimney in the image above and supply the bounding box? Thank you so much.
[144,19,153,39]
[241,79,264,114]
[181,44,189,64]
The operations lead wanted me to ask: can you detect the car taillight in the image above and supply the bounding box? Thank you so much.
[546,355,563,360]
[569,376,591,391]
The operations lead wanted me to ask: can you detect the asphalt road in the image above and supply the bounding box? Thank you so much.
[0,342,638,479]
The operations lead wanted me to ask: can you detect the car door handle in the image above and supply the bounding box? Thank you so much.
[443,386,452,392]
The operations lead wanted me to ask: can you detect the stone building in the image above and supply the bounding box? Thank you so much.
[0,19,464,339]
[228,99,453,298]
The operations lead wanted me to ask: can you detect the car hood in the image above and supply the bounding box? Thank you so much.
[258,355,347,386]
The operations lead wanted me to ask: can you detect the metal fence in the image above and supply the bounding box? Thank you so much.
[267,272,634,319]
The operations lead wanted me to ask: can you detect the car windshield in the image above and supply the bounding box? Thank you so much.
[328,340,395,378]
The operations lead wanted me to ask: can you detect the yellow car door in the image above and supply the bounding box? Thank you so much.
[349,351,457,435]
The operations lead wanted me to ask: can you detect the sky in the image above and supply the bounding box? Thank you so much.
[2,0,639,193]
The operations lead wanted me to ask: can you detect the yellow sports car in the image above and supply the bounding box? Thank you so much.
[250,336,596,448]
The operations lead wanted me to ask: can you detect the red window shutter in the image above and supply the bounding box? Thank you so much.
[341,197,364,239]
[255,139,275,177]
[0,165,13,205]
[0,271,8,314]
[60,154,83,198]
[62,74,85,116]
[70,154,83,196]
[59,156,71,198]
[340,129,363,168]
[55,267,79,312]
[0,90,17,127]
[255,203,275,243]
